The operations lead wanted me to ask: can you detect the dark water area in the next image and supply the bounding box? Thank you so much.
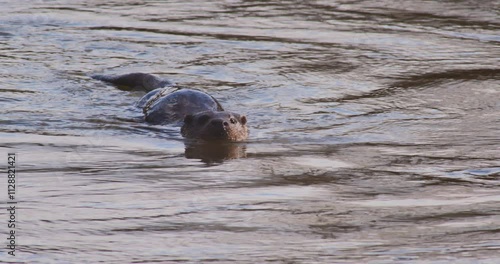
[1,0,499,263]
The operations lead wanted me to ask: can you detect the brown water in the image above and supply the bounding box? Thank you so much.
[1,0,499,263]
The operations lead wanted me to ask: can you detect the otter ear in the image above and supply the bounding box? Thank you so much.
[184,114,194,125]
[239,115,247,125]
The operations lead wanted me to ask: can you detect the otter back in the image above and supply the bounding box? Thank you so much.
[141,89,224,125]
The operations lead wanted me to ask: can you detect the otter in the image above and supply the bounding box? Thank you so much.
[92,73,248,142]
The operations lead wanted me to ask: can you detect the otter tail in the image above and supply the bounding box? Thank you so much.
[92,72,175,91]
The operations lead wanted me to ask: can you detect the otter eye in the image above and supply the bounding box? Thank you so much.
[230,118,237,124]
[198,114,210,125]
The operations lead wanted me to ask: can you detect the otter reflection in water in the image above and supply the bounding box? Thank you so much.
[184,141,247,164]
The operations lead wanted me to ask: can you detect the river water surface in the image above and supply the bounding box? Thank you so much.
[1,0,499,263]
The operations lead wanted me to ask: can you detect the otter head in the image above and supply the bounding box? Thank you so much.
[181,111,248,142]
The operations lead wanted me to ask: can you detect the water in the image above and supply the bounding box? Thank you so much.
[1,0,499,263]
